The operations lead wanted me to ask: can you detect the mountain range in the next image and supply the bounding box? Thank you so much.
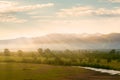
[0,33,120,50]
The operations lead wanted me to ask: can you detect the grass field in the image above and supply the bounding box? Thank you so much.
[0,49,120,80]
[0,63,119,80]
[1,49,120,70]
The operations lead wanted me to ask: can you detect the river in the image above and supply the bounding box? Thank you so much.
[80,67,120,75]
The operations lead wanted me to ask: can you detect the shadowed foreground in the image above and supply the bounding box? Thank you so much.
[0,63,119,80]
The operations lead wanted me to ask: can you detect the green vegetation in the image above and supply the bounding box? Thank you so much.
[0,49,120,80]
[0,49,120,70]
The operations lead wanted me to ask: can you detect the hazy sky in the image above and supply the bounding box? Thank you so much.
[0,0,120,39]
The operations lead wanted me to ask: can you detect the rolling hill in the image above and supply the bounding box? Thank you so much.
[0,33,120,50]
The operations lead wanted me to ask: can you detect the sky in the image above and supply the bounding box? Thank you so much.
[0,0,120,39]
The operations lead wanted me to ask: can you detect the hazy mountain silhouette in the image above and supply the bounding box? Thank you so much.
[0,33,120,50]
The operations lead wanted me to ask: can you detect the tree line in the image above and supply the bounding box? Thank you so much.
[0,48,120,70]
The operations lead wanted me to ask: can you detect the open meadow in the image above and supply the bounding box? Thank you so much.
[0,49,120,80]
[0,63,120,80]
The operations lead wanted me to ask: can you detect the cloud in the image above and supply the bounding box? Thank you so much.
[56,6,120,17]
[0,1,54,13]
[35,17,120,34]
[107,0,120,3]
[56,6,93,17]
[94,8,120,16]
[99,0,120,3]
[0,14,27,23]
[0,1,18,8]
[32,16,53,19]
[0,1,54,23]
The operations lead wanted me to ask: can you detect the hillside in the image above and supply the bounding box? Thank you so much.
[0,33,120,50]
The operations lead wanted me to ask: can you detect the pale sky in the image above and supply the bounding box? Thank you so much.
[0,0,120,39]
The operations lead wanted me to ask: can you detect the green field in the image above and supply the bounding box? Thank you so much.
[0,49,120,80]
[0,63,119,80]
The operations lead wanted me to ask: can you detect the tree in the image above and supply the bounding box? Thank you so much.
[44,48,51,54]
[37,48,43,54]
[17,50,23,57]
[109,49,116,54]
[4,49,10,56]
[64,49,72,54]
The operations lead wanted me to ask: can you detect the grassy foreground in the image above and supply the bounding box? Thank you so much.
[0,63,119,80]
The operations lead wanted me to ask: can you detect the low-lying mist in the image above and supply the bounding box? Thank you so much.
[0,33,120,51]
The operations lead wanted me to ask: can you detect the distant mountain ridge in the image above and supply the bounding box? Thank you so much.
[0,33,120,50]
